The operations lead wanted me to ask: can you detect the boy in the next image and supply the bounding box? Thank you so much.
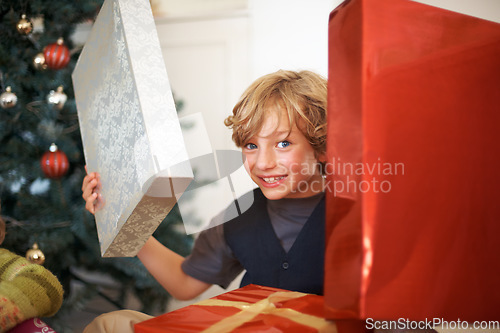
[82,69,327,329]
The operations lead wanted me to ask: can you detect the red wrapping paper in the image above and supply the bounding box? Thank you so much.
[135,285,336,332]
[6,318,55,333]
[325,0,500,322]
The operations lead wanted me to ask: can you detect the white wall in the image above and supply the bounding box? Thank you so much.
[249,0,339,79]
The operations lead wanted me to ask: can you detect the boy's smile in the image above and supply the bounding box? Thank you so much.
[242,109,325,200]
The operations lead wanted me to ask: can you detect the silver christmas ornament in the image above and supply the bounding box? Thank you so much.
[0,87,18,109]
[47,86,67,110]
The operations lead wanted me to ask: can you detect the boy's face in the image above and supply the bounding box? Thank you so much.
[242,110,325,200]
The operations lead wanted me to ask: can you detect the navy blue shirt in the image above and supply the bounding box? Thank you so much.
[181,189,325,294]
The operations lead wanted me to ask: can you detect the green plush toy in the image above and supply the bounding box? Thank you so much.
[0,248,64,332]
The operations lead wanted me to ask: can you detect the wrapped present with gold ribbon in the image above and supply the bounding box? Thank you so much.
[134,284,336,333]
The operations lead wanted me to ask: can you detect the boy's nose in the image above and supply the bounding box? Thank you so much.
[256,148,276,170]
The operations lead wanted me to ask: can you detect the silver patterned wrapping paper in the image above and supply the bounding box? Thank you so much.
[72,0,193,257]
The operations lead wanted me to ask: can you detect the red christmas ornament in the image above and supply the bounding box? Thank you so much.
[40,143,69,179]
[43,38,70,70]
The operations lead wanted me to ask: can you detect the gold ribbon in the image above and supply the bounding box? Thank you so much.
[195,291,337,333]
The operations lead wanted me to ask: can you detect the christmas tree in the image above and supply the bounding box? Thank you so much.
[0,1,193,331]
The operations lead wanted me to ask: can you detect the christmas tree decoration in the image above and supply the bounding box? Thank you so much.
[0,86,18,109]
[43,38,70,70]
[33,52,48,71]
[1,0,193,328]
[26,242,46,265]
[16,14,33,35]
[40,143,69,179]
[47,86,67,110]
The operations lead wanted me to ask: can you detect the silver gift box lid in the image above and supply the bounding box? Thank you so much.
[73,0,193,257]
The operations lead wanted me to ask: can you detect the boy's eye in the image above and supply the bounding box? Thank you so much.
[277,140,291,148]
[245,143,257,150]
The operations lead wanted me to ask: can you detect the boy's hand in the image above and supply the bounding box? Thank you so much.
[82,166,104,214]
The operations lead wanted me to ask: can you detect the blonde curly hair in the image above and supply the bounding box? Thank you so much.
[224,70,327,158]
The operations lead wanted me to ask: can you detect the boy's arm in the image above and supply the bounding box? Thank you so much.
[137,237,212,300]
[82,170,211,300]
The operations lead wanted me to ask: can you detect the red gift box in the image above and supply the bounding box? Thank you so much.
[135,285,336,332]
[325,0,500,323]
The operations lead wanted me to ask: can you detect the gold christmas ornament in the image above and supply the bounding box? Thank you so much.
[16,14,33,35]
[26,243,46,265]
[33,52,47,71]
